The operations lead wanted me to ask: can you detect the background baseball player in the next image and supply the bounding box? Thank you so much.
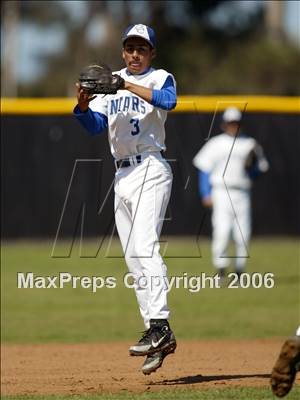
[74,24,177,375]
[193,107,269,279]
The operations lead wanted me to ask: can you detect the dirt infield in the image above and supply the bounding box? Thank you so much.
[2,339,300,396]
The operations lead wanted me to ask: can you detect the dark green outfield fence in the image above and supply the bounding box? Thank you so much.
[1,97,300,238]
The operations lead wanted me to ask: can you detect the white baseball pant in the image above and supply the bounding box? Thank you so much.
[114,152,172,329]
[211,187,251,271]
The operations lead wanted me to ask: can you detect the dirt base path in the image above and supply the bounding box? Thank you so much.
[2,339,300,396]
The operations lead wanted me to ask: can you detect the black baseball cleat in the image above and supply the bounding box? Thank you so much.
[129,319,177,356]
[142,336,177,375]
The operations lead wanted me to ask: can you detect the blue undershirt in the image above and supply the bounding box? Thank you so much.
[198,170,212,199]
[73,106,108,136]
[151,75,177,110]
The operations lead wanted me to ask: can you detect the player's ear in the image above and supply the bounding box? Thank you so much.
[122,49,125,61]
[151,48,156,60]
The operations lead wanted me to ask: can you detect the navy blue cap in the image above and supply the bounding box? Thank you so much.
[122,24,156,48]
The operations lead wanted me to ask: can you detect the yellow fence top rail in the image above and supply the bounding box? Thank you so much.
[1,96,299,115]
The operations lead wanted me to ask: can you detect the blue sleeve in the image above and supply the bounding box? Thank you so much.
[151,75,177,110]
[198,170,212,198]
[73,105,108,136]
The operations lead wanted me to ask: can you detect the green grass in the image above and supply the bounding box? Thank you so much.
[1,237,299,343]
[2,387,300,399]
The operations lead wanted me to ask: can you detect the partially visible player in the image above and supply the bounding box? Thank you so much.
[74,24,177,375]
[271,327,300,397]
[193,107,269,279]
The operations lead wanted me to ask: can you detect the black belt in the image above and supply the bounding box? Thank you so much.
[116,154,141,168]
[116,151,164,169]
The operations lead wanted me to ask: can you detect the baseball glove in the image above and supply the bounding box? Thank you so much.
[270,336,300,398]
[244,144,269,174]
[79,64,124,95]
[244,147,258,171]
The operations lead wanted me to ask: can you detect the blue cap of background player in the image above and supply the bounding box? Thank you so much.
[122,24,156,48]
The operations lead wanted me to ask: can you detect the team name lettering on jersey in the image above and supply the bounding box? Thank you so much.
[110,96,146,115]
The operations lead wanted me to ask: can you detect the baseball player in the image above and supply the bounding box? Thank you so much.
[193,107,269,279]
[74,24,177,375]
[271,326,300,397]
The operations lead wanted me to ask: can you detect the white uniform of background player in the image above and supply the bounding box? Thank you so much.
[74,24,177,374]
[193,107,269,276]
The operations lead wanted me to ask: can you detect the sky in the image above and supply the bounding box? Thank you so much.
[2,0,300,84]
[284,0,300,43]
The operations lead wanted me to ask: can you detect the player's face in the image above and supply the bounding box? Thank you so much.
[122,37,155,74]
[223,122,240,136]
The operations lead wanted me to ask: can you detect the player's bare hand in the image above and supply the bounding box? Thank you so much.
[202,196,213,208]
[76,82,97,112]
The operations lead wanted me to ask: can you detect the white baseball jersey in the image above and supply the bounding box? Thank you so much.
[193,133,258,190]
[89,67,176,160]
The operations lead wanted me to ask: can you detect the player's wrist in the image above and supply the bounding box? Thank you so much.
[124,80,131,90]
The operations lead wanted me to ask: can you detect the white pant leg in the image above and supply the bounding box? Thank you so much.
[232,189,251,271]
[129,158,172,321]
[115,154,173,326]
[114,192,151,328]
[211,188,233,269]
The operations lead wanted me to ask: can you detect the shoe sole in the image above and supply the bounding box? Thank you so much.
[142,342,177,375]
[270,337,300,398]
[130,338,177,357]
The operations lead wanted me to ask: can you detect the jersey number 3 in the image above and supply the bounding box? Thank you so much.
[130,118,140,136]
